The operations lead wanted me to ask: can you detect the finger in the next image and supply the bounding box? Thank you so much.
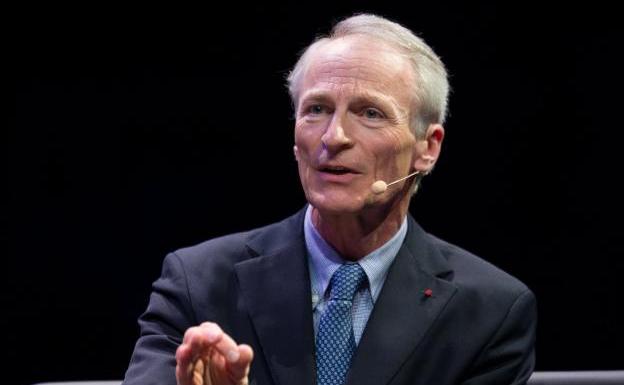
[192,358,206,385]
[226,344,254,382]
[176,344,195,385]
[210,330,241,364]
[184,324,222,348]
[176,343,193,366]
[185,325,223,360]
[193,323,240,364]
[180,322,245,384]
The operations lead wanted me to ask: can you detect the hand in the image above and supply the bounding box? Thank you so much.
[176,322,254,385]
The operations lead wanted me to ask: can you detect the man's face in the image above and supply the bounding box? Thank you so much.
[294,36,419,214]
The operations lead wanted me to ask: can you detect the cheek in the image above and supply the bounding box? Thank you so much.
[367,129,409,151]
[294,122,322,154]
[293,122,306,151]
[365,130,415,167]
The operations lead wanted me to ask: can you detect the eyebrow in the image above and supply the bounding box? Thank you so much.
[298,90,333,105]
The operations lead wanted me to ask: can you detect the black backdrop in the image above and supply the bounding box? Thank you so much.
[9,2,624,384]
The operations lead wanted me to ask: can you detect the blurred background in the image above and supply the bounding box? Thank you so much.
[9,2,623,384]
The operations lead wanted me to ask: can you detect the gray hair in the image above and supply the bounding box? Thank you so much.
[287,14,450,138]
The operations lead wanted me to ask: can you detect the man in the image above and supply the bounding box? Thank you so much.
[123,14,537,385]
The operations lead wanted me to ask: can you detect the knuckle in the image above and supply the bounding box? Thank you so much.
[200,321,223,333]
[184,326,198,339]
[175,344,187,362]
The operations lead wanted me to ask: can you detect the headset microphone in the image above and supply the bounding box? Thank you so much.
[370,171,423,194]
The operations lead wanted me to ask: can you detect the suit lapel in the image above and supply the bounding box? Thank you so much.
[346,217,458,385]
[235,209,316,385]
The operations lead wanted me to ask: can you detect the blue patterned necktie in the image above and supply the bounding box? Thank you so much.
[316,263,367,385]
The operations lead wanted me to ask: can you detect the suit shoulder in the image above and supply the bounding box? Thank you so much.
[174,229,254,264]
[171,209,305,270]
[172,224,262,267]
[426,233,531,298]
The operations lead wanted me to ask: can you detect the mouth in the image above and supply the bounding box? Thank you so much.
[318,165,359,175]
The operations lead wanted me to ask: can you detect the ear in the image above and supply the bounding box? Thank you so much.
[293,145,300,161]
[413,123,444,174]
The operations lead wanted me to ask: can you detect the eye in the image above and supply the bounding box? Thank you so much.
[363,108,384,119]
[308,104,326,114]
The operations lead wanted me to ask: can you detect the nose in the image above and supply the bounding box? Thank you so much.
[321,113,353,154]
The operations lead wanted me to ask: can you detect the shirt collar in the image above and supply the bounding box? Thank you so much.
[304,205,408,304]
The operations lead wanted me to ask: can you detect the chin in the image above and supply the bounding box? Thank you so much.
[305,189,370,215]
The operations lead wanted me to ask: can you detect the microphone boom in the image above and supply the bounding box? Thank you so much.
[370,170,422,194]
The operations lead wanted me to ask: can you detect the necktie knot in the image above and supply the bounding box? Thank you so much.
[329,263,367,301]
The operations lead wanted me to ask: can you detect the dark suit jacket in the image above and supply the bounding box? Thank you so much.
[123,207,537,385]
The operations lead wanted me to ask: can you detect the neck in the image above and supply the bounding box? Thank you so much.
[311,195,410,261]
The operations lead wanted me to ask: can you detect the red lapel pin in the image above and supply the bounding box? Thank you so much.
[423,288,433,298]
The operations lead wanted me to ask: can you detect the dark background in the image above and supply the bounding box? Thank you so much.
[8,2,623,384]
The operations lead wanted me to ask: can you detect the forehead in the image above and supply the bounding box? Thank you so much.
[300,36,414,102]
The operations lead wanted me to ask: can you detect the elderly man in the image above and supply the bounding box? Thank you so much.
[123,14,537,385]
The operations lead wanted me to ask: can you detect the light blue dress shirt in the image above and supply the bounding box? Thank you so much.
[304,205,408,345]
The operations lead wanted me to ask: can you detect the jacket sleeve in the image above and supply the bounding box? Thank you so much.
[460,289,538,385]
[122,252,197,385]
